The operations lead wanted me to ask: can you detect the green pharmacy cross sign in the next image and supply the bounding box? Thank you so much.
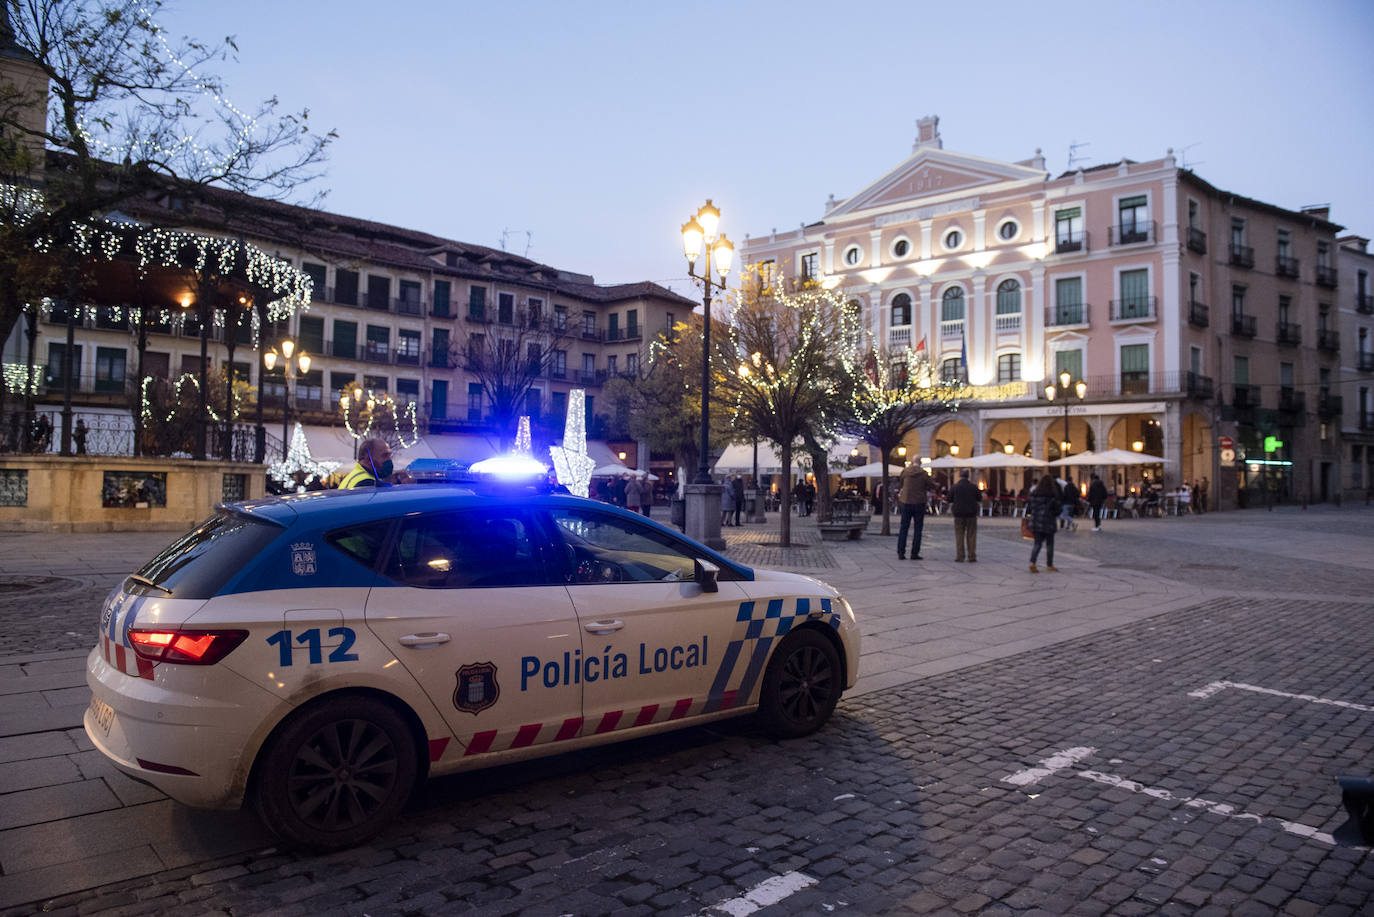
[1264,435,1284,453]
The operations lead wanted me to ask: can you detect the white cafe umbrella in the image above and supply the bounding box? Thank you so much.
[923,455,967,468]
[963,452,1048,469]
[591,463,634,476]
[1094,448,1165,465]
[841,461,905,479]
[1048,450,1104,466]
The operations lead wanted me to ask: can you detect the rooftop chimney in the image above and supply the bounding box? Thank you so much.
[913,115,942,151]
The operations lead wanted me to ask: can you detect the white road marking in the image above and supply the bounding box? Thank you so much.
[705,871,818,916]
[1077,770,1335,846]
[1188,681,1374,713]
[1002,746,1097,787]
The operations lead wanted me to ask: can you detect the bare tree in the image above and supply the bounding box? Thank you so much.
[840,347,963,535]
[459,315,571,449]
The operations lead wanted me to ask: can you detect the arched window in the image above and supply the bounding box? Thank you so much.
[941,287,965,321]
[941,357,965,382]
[996,279,1022,314]
[891,293,912,326]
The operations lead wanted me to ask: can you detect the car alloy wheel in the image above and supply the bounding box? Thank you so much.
[758,628,842,739]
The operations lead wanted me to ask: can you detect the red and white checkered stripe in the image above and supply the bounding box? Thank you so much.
[102,634,155,680]
[454,690,740,759]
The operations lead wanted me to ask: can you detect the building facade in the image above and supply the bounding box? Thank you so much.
[1337,235,1374,498]
[740,116,1352,509]
[1,188,695,466]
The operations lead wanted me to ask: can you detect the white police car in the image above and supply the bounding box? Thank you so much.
[85,485,860,848]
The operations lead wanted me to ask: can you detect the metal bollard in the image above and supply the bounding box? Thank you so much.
[1333,776,1374,847]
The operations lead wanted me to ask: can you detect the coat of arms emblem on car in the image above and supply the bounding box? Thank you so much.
[454,662,500,714]
[290,542,317,576]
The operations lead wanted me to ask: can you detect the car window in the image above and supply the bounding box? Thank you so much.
[327,520,394,570]
[133,510,281,599]
[382,509,553,588]
[548,508,701,585]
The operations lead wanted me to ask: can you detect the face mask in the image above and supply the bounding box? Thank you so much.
[375,459,394,480]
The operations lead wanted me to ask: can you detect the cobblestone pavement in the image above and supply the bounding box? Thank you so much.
[0,508,1371,915]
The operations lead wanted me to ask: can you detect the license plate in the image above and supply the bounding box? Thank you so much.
[88,695,115,738]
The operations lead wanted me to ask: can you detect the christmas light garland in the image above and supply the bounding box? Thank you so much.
[339,389,420,448]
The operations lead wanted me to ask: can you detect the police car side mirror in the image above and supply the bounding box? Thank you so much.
[694,558,720,593]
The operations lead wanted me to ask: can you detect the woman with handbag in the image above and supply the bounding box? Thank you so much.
[1026,474,1063,573]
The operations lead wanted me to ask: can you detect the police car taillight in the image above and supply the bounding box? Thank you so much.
[128,628,248,665]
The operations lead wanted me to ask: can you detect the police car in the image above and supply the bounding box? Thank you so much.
[84,484,860,848]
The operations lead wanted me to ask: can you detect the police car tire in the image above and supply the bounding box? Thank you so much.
[757,628,842,739]
[254,696,418,850]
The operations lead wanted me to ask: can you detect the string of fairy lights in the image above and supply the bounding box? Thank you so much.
[339,388,421,448]
[75,6,260,175]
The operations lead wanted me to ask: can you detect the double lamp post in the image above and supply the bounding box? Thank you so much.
[679,200,734,549]
[1045,370,1087,458]
[263,338,310,461]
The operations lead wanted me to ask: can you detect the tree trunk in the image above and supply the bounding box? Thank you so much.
[778,440,793,547]
[808,445,831,523]
[879,448,893,536]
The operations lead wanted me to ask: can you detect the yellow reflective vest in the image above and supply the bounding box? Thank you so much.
[338,462,379,489]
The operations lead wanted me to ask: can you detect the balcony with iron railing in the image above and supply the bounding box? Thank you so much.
[466,307,489,323]
[394,348,421,366]
[1315,265,1338,288]
[1233,384,1261,409]
[1317,329,1340,353]
[1054,232,1089,255]
[1278,388,1306,414]
[1276,255,1301,279]
[325,286,360,307]
[1357,292,1373,315]
[1109,296,1157,322]
[1229,244,1254,268]
[1317,393,1343,416]
[575,370,598,386]
[1188,300,1209,328]
[1045,304,1090,328]
[604,326,642,342]
[1276,321,1302,346]
[1231,313,1257,337]
[328,339,357,360]
[363,344,393,364]
[430,346,450,368]
[1185,372,1214,401]
[395,297,424,316]
[580,326,603,342]
[1108,221,1154,246]
[1187,226,1207,254]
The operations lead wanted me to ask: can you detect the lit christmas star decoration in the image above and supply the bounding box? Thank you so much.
[267,423,340,493]
[548,389,596,497]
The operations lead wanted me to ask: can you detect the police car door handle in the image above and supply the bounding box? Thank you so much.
[399,632,451,648]
[583,620,624,635]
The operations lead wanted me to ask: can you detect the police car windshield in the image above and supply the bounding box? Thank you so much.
[132,511,280,598]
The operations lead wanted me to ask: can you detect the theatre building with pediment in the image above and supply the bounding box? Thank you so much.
[740,116,1358,510]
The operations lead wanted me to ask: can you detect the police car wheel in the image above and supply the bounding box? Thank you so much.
[758,628,842,739]
[254,696,418,850]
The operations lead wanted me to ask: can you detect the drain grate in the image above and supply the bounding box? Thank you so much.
[0,575,80,595]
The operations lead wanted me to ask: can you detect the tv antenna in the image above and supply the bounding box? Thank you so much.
[500,229,532,257]
[1177,143,1204,170]
[1068,140,1091,171]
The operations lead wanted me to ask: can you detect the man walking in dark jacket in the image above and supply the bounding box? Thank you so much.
[949,470,982,562]
[1087,474,1109,531]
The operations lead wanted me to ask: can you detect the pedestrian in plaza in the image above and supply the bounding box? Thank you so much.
[340,437,394,488]
[1058,476,1080,530]
[1087,473,1109,531]
[624,473,643,516]
[720,476,737,526]
[896,460,933,560]
[1027,474,1062,573]
[731,473,745,526]
[613,474,628,508]
[1198,476,1209,514]
[949,470,981,562]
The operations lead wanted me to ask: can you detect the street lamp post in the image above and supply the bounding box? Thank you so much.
[1045,370,1088,457]
[679,200,734,548]
[263,338,311,461]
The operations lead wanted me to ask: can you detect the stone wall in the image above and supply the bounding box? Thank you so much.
[0,456,266,533]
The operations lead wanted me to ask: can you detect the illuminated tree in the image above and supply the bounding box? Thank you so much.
[717,276,858,546]
[841,347,964,535]
[601,314,733,474]
[0,0,333,446]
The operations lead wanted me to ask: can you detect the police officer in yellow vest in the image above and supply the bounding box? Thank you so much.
[340,437,393,488]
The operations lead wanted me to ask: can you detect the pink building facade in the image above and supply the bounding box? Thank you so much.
[740,117,1348,509]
